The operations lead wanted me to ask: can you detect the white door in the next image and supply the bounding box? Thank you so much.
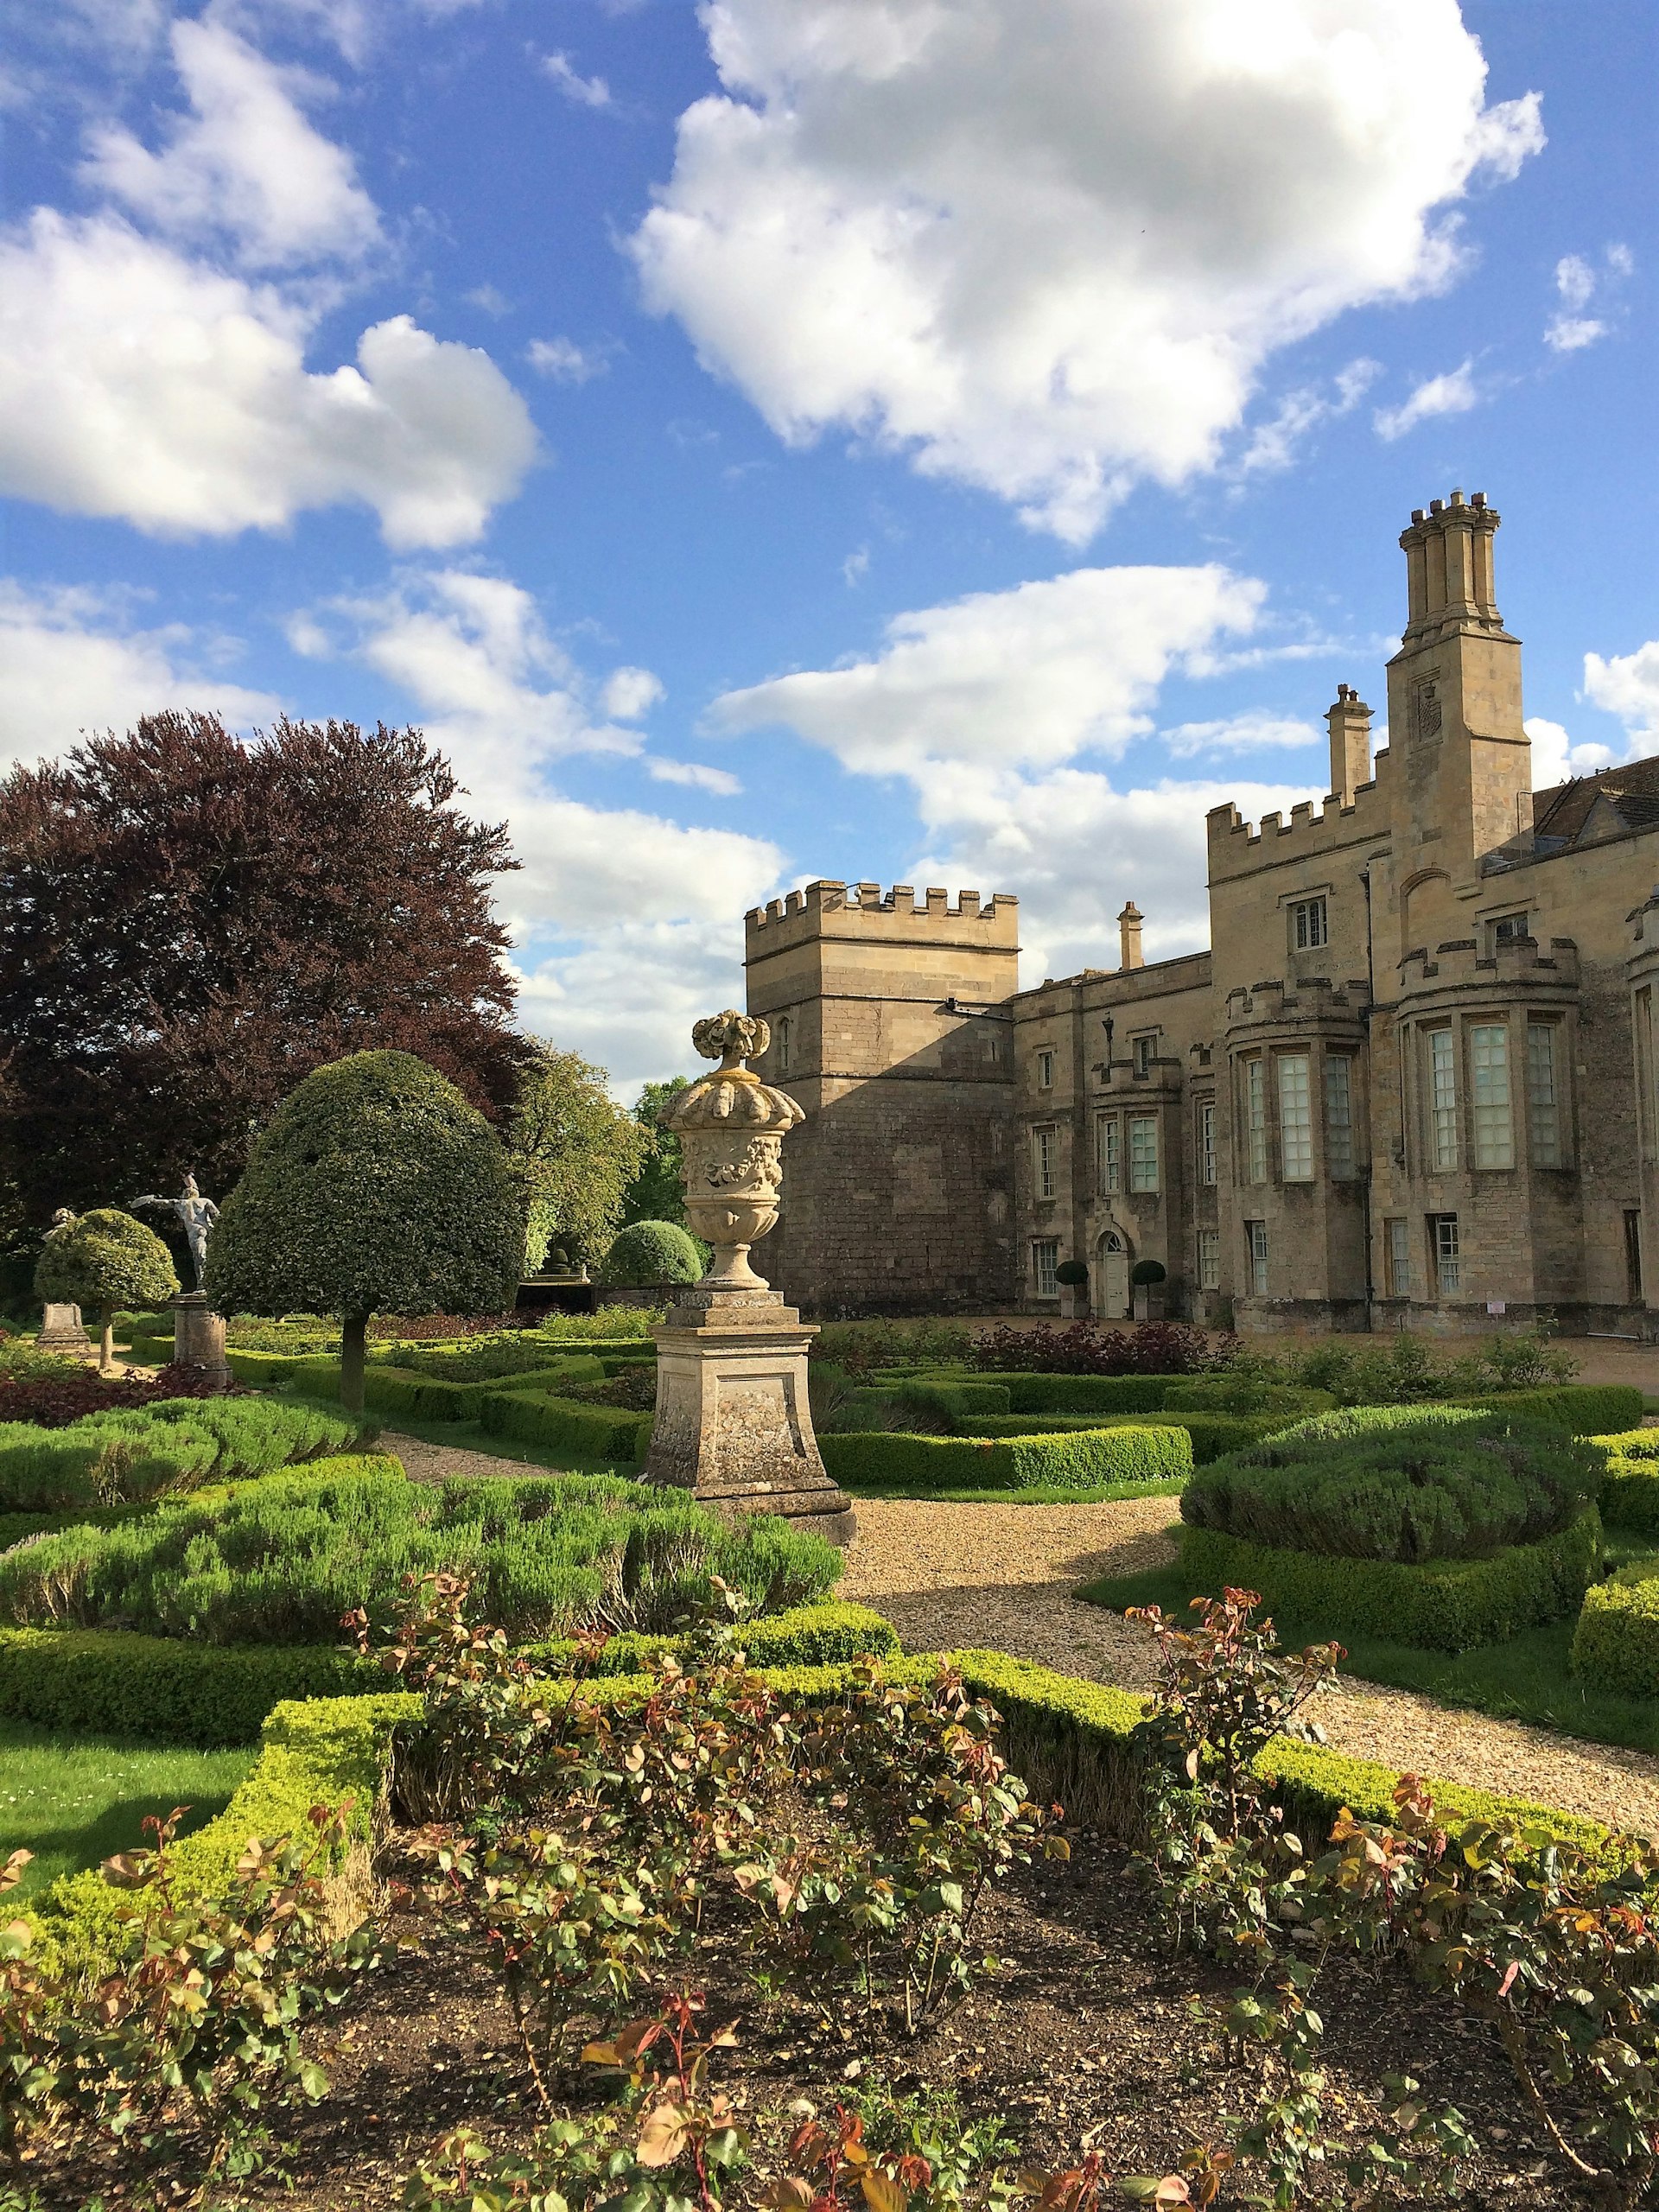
[1096,1231,1130,1319]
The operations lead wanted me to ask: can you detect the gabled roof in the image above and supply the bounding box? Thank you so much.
[1530,753,1659,848]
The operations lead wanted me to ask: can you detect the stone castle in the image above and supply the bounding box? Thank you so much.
[743,492,1659,1334]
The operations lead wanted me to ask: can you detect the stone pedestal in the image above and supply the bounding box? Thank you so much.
[642,1285,854,1545]
[171,1293,232,1389]
[39,1303,94,1358]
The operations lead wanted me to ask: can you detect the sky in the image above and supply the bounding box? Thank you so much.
[2,0,1656,1096]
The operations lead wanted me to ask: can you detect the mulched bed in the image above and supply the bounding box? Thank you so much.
[34,1827,1582,2210]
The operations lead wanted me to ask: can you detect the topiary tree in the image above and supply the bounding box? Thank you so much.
[206,1051,523,1412]
[1130,1259,1167,1287]
[1055,1259,1089,1287]
[599,1219,707,1287]
[35,1208,180,1376]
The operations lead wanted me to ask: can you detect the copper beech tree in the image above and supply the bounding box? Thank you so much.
[0,712,532,1226]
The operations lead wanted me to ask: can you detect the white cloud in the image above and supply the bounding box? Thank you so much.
[527,335,610,382]
[1544,242,1633,353]
[543,51,612,109]
[1234,359,1379,478]
[648,759,742,796]
[1160,711,1321,759]
[0,580,280,770]
[466,283,512,316]
[911,765,1325,982]
[1373,359,1479,441]
[602,666,665,721]
[842,546,870,587]
[1525,715,1613,790]
[515,918,753,1094]
[632,0,1541,540]
[83,18,381,267]
[292,569,784,1050]
[1584,641,1659,747]
[0,213,537,544]
[708,565,1266,778]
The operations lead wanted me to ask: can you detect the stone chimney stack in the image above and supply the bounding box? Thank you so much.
[1326,683,1373,809]
[1118,899,1144,971]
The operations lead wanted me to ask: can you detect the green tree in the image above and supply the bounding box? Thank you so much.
[506,1046,650,1274]
[599,1219,706,1287]
[619,1076,694,1229]
[35,1208,179,1375]
[206,1052,521,1412]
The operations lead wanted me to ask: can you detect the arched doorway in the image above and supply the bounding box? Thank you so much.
[1096,1228,1131,1319]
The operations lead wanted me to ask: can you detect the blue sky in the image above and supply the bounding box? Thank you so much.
[2,0,1656,1093]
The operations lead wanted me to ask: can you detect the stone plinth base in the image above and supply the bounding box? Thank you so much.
[39,1303,95,1358]
[171,1294,232,1389]
[641,1286,854,1545]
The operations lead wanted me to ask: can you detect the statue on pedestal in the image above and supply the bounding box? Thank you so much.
[131,1173,231,1386]
[640,1012,853,1543]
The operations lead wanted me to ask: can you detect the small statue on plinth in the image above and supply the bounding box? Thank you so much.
[640,1012,853,1544]
[132,1173,231,1387]
[132,1173,219,1290]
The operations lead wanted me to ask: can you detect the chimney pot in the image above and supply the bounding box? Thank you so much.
[1117,899,1144,971]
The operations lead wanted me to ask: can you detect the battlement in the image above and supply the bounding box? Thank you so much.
[1224,976,1370,1028]
[1207,749,1395,881]
[1396,933,1580,995]
[745,879,1019,955]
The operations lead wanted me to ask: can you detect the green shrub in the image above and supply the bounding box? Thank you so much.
[537,1306,664,1340]
[599,1220,705,1286]
[1161,1377,1334,1418]
[355,1361,604,1424]
[1571,1567,1659,1696]
[399,1338,610,1384]
[1001,1373,1178,1415]
[1182,1406,1601,1561]
[1595,1429,1659,1533]
[1459,1383,1645,1435]
[1179,1506,1602,1652]
[820,1424,1191,1494]
[478,1389,653,1463]
[842,1380,1013,1431]
[0,1395,362,1511]
[530,1601,900,1677]
[0,1460,839,1646]
[956,1409,1298,1464]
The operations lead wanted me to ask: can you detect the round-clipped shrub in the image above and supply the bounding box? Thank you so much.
[35,1211,179,1374]
[1181,1406,1601,1562]
[207,1051,523,1413]
[600,1220,705,1287]
[1130,1259,1166,1287]
[1054,1260,1089,1287]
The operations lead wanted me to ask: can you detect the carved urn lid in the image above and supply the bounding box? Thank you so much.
[666,1011,805,1134]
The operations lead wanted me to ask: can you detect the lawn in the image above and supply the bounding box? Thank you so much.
[0,1722,256,1896]
[1078,1554,1659,1757]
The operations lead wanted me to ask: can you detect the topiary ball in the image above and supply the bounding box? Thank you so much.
[1055,1260,1089,1287]
[35,1208,180,1317]
[601,1219,706,1287]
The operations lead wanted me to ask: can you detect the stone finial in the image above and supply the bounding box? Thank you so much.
[691,1007,769,1072]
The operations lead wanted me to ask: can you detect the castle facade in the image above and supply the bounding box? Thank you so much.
[744,493,1659,1334]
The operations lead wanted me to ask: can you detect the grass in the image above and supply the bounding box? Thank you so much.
[0,1722,256,1896]
[1078,1550,1659,1758]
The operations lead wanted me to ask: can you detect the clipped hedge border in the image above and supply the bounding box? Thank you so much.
[1571,1571,1659,1696]
[1593,1429,1659,1535]
[1454,1384,1645,1435]
[957,1409,1291,1464]
[31,1690,419,1968]
[356,1358,606,1424]
[0,1601,894,1745]
[477,1389,652,1463]
[846,1380,1013,1423]
[29,1640,1626,1973]
[820,1424,1192,1493]
[1177,1504,1603,1654]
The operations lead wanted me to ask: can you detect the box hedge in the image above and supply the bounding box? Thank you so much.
[477,1389,653,1463]
[1455,1383,1644,1434]
[820,1424,1191,1493]
[1178,1504,1602,1652]
[1591,1429,1659,1534]
[357,1361,607,1425]
[0,1601,899,1745]
[956,1409,1292,1464]
[844,1379,1014,1424]
[1570,1564,1659,1697]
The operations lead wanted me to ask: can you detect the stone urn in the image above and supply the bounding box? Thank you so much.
[641,1009,853,1543]
[666,1010,803,1289]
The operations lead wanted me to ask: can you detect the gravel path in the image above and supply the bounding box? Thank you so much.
[838,1496,1659,1840]
[380,1433,1659,1840]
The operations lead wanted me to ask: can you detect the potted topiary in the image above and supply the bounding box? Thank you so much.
[1130,1256,1167,1322]
[1055,1256,1089,1319]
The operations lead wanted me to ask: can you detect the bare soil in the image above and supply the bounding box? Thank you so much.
[35,1827,1588,2211]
